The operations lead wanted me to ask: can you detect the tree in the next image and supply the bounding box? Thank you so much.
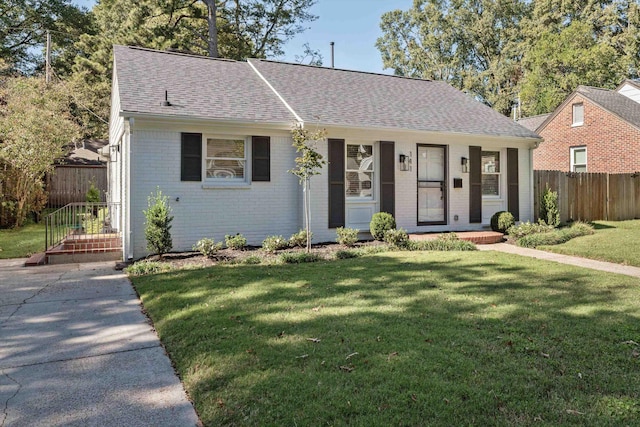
[0,76,80,227]
[143,188,173,258]
[0,0,91,73]
[376,0,530,115]
[289,124,327,253]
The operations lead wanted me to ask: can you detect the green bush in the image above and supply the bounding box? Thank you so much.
[125,261,172,276]
[507,221,554,239]
[384,228,409,248]
[336,227,359,247]
[540,185,560,227]
[517,222,594,248]
[225,233,247,250]
[262,235,289,253]
[279,252,321,264]
[335,249,360,259]
[289,229,312,248]
[406,233,477,251]
[370,212,396,241]
[490,211,515,233]
[144,188,173,257]
[86,181,101,203]
[193,238,223,258]
[242,255,262,265]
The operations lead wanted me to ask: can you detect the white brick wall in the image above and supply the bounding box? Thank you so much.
[123,122,534,258]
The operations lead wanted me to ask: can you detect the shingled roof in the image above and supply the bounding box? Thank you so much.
[517,114,551,132]
[575,86,640,129]
[113,45,296,123]
[113,45,540,139]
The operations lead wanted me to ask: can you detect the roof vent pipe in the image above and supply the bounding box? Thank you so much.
[162,90,172,107]
[330,42,334,68]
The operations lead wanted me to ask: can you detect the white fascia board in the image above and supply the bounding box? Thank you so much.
[119,111,294,130]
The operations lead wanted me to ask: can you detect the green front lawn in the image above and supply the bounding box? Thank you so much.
[133,251,640,426]
[539,220,640,267]
[0,223,45,259]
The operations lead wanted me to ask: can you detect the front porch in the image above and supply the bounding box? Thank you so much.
[408,230,504,245]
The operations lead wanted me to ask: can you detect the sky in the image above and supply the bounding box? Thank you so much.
[71,0,412,74]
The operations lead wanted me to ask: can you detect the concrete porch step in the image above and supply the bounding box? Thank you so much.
[409,231,504,245]
[24,252,47,266]
[46,248,123,265]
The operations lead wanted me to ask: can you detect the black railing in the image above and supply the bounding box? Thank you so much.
[45,202,120,251]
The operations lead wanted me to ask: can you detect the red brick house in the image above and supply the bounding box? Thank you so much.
[519,82,640,173]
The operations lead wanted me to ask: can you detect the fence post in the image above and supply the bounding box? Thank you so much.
[606,173,610,221]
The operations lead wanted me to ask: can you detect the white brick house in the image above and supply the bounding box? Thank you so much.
[109,45,541,260]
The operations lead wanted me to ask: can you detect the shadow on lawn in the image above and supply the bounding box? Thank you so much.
[134,252,640,426]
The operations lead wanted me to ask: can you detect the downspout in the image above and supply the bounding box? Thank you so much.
[530,139,540,222]
[124,118,134,260]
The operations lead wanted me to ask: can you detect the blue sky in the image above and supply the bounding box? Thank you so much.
[71,0,412,74]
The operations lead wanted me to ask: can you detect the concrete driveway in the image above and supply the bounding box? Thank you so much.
[0,260,200,427]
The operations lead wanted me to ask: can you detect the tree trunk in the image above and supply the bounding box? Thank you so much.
[305,180,311,253]
[203,0,219,57]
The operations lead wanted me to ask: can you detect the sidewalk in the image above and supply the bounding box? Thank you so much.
[0,260,201,427]
[478,243,640,278]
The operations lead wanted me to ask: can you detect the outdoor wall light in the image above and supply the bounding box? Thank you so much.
[461,157,469,173]
[399,152,412,171]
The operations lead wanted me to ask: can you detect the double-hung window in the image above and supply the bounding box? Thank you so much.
[481,151,501,197]
[345,144,374,198]
[205,138,246,180]
[571,146,587,172]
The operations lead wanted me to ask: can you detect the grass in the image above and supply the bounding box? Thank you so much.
[132,251,640,426]
[0,223,45,258]
[539,220,640,267]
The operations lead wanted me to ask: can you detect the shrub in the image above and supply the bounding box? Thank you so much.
[279,252,321,264]
[384,228,409,248]
[225,233,247,250]
[262,235,289,253]
[289,229,312,248]
[370,212,396,241]
[335,249,360,259]
[86,181,101,203]
[125,261,172,276]
[517,222,594,248]
[143,188,173,258]
[540,185,560,227]
[336,227,359,247]
[507,221,554,239]
[193,238,223,258]
[406,233,477,251]
[490,211,515,233]
[242,255,261,265]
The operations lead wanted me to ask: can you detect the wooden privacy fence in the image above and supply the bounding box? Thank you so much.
[46,165,107,208]
[534,170,640,223]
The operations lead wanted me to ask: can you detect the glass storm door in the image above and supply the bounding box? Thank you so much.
[417,145,447,225]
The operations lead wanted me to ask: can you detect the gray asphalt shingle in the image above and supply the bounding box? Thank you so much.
[113,46,540,139]
[113,45,296,123]
[517,114,551,132]
[577,86,640,128]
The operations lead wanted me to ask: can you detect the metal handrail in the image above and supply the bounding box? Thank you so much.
[45,202,120,251]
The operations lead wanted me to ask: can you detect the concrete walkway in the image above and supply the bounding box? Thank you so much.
[478,243,640,278]
[0,260,200,427]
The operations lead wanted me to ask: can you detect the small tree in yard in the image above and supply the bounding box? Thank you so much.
[289,124,327,253]
[144,188,173,258]
[540,185,560,227]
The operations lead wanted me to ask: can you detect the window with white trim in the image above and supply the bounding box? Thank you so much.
[571,146,587,172]
[572,103,584,126]
[345,144,374,198]
[205,138,246,180]
[481,151,501,197]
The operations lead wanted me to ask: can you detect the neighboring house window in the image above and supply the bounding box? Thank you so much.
[346,144,374,198]
[481,151,500,197]
[571,146,587,172]
[572,103,584,126]
[205,138,246,180]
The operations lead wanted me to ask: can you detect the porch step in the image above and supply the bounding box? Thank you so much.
[46,247,123,265]
[24,252,47,266]
[409,231,504,245]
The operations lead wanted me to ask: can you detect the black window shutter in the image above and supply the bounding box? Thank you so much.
[181,133,202,181]
[469,145,482,223]
[507,148,519,221]
[379,141,395,217]
[252,136,270,182]
[328,138,345,228]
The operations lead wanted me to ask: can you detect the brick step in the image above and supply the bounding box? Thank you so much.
[62,241,121,251]
[46,248,123,265]
[409,231,504,245]
[24,252,47,266]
